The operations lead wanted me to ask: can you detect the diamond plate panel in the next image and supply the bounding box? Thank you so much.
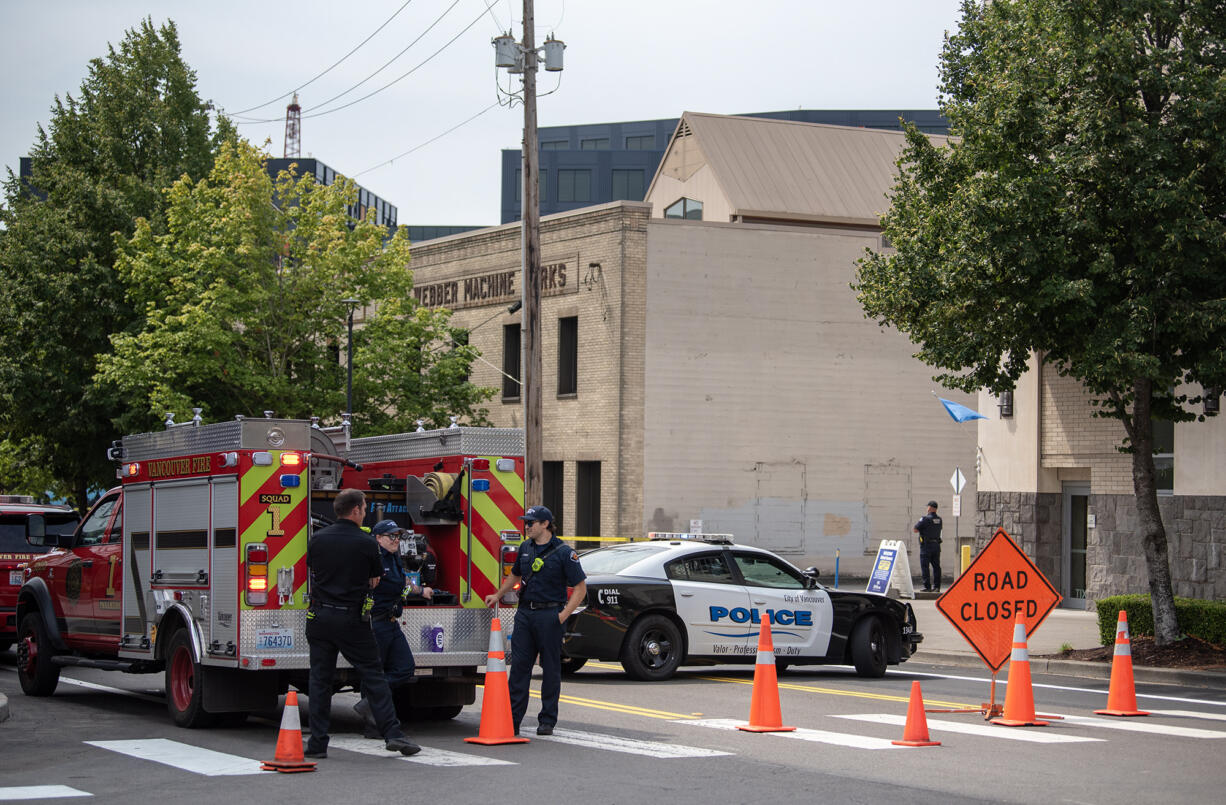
[122,419,313,460]
[348,428,524,463]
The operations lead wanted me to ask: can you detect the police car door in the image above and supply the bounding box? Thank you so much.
[663,551,752,658]
[729,551,833,660]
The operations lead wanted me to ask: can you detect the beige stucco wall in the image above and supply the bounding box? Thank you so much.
[977,355,1058,494]
[641,218,979,570]
[647,163,732,222]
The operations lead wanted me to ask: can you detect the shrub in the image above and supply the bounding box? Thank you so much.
[1096,595,1226,646]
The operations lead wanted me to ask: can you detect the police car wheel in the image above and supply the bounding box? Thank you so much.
[850,617,888,678]
[17,612,60,696]
[560,653,587,675]
[620,614,683,681]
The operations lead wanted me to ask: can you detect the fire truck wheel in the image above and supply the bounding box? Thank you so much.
[165,628,217,728]
[17,612,60,696]
[560,653,587,675]
[850,616,888,678]
[619,614,683,681]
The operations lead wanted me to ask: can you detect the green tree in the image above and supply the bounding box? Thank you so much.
[0,18,224,508]
[97,138,492,433]
[854,0,1226,644]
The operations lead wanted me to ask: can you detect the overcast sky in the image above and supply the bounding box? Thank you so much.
[2,0,965,227]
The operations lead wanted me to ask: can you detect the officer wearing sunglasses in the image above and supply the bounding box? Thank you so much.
[484,505,586,736]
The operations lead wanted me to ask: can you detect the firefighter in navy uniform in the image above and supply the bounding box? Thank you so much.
[352,520,434,736]
[304,489,421,758]
[913,500,943,592]
[484,505,586,736]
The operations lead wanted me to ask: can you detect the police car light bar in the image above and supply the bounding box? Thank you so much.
[646,532,734,544]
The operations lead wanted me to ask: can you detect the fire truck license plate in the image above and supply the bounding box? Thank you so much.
[9,571,22,586]
[255,629,294,650]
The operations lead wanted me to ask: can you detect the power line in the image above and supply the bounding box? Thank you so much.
[354,102,499,177]
[229,0,417,116]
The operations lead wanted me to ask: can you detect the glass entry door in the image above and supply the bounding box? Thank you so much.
[1061,483,1089,609]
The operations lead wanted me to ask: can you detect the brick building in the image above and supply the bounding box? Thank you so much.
[406,113,979,575]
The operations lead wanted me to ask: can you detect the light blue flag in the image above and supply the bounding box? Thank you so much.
[938,397,986,423]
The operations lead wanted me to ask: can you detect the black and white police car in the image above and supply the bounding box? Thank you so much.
[561,533,921,681]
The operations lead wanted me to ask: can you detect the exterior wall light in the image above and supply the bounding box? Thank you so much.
[998,390,1014,418]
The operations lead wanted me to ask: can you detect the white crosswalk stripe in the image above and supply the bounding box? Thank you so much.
[84,739,265,775]
[326,736,516,766]
[0,787,92,800]
[1146,709,1226,723]
[532,727,732,758]
[834,714,1104,743]
[1053,713,1226,739]
[679,718,899,750]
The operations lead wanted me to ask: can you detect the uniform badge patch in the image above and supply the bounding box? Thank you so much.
[570,551,579,561]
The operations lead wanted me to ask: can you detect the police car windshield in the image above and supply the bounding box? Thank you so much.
[0,514,78,553]
[579,542,675,575]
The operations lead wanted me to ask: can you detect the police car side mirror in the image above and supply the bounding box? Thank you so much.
[25,514,47,546]
[802,566,820,589]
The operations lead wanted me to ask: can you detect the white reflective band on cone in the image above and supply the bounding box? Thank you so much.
[756,650,775,665]
[1011,645,1030,661]
[279,702,300,731]
[1113,642,1132,657]
[487,657,506,673]
[488,631,504,653]
[1012,622,1028,642]
[1117,624,1131,641]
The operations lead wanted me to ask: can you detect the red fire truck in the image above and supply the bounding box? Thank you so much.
[2,496,79,652]
[16,415,524,727]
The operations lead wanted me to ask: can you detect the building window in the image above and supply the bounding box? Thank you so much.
[558,316,577,396]
[540,140,568,150]
[515,169,548,202]
[502,324,520,400]
[625,134,654,150]
[557,169,591,202]
[580,137,609,150]
[543,461,564,535]
[664,197,703,220]
[452,329,470,383]
[1153,418,1173,495]
[576,461,601,537]
[611,169,645,201]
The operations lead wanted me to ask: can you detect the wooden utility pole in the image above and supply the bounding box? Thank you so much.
[521,0,542,507]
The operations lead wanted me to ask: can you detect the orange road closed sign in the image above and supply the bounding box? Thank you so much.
[936,528,1062,671]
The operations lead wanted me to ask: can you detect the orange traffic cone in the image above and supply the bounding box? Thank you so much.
[737,616,795,733]
[991,617,1048,727]
[466,616,530,745]
[1095,610,1149,717]
[892,681,941,746]
[261,690,317,773]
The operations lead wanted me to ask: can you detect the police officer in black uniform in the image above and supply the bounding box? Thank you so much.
[484,505,586,736]
[352,520,434,736]
[913,500,943,592]
[304,489,421,758]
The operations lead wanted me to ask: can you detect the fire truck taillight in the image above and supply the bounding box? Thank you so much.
[281,452,302,466]
[470,458,490,471]
[500,544,518,577]
[125,463,140,476]
[245,543,270,606]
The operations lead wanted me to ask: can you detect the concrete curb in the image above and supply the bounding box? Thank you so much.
[0,692,9,724]
[914,649,1226,690]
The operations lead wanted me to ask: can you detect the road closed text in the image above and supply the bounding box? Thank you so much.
[961,570,1038,621]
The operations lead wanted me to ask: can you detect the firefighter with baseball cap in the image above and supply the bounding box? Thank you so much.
[352,519,434,736]
[483,505,586,736]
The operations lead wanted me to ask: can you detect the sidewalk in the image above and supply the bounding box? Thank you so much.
[898,594,1226,689]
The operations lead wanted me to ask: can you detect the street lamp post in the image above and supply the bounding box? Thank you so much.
[342,298,360,418]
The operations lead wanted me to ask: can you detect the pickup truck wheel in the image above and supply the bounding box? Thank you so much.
[851,617,888,678]
[17,612,60,696]
[165,629,216,728]
[620,614,683,681]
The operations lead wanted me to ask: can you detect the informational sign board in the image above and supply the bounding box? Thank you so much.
[951,494,962,517]
[936,528,1062,670]
[866,539,914,599]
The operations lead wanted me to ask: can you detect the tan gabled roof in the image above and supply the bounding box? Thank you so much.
[651,112,949,225]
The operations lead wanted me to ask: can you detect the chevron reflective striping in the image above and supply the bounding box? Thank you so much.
[459,456,523,605]
[85,739,266,775]
[835,714,1104,743]
[238,454,309,609]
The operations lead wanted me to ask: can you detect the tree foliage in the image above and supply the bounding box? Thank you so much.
[96,139,492,433]
[0,18,224,507]
[854,0,1226,643]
